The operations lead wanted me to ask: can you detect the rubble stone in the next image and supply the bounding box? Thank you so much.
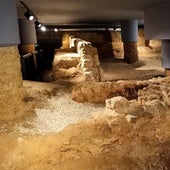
[106,96,129,112]
[125,114,138,122]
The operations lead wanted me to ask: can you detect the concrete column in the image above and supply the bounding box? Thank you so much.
[162,40,170,76]
[144,1,170,40]
[121,20,138,64]
[144,1,170,76]
[0,0,32,120]
[18,19,37,54]
[0,0,20,46]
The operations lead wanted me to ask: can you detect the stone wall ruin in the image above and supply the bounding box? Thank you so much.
[58,28,161,60]
[0,46,33,120]
[53,35,103,81]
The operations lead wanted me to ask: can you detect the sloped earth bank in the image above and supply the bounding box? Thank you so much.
[1,58,170,170]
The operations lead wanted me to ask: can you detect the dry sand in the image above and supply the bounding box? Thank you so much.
[1,57,170,170]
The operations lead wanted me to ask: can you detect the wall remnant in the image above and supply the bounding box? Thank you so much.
[71,80,148,104]
[0,46,34,120]
[57,29,161,60]
[53,35,103,81]
[75,38,103,81]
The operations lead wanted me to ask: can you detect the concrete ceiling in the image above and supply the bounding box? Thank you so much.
[16,0,167,26]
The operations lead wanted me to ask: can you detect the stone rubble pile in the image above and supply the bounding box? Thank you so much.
[53,52,80,69]
[104,77,170,122]
[138,77,170,106]
[138,77,170,118]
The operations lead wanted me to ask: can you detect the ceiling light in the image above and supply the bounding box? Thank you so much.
[35,21,42,28]
[40,26,46,32]
[54,28,58,32]
[107,28,114,31]
[115,28,121,32]
[24,11,34,20]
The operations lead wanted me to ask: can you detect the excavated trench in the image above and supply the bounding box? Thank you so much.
[1,53,170,170]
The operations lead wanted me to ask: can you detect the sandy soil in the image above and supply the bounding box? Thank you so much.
[101,58,164,81]
[1,57,170,170]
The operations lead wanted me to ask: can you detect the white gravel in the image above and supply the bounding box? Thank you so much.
[13,94,105,135]
[0,58,163,136]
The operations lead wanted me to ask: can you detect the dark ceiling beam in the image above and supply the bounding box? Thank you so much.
[45,23,121,29]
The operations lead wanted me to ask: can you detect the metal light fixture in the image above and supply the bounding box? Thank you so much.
[40,25,46,32]
[24,11,34,20]
[54,28,58,32]
[35,20,42,28]
[20,1,47,31]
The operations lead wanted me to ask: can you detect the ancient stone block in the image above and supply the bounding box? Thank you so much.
[53,52,80,69]
[84,71,95,81]
[81,59,93,68]
[105,96,129,112]
[125,114,138,122]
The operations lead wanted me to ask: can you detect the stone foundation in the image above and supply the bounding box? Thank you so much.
[75,39,103,81]
[54,28,161,60]
[53,36,103,82]
[71,80,148,104]
[123,42,138,64]
[53,52,80,69]
[0,46,33,120]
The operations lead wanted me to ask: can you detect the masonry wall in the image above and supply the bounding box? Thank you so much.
[37,28,161,62]
[61,29,161,59]
[0,46,32,120]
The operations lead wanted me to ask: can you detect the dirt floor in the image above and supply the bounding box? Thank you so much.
[1,56,170,170]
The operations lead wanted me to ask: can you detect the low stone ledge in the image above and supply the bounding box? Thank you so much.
[71,80,148,104]
[53,52,80,69]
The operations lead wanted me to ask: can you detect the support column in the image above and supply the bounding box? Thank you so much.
[0,0,33,120]
[18,19,37,54]
[121,20,138,64]
[162,40,170,76]
[144,1,170,76]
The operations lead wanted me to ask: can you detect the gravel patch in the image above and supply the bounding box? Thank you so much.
[1,94,104,136]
